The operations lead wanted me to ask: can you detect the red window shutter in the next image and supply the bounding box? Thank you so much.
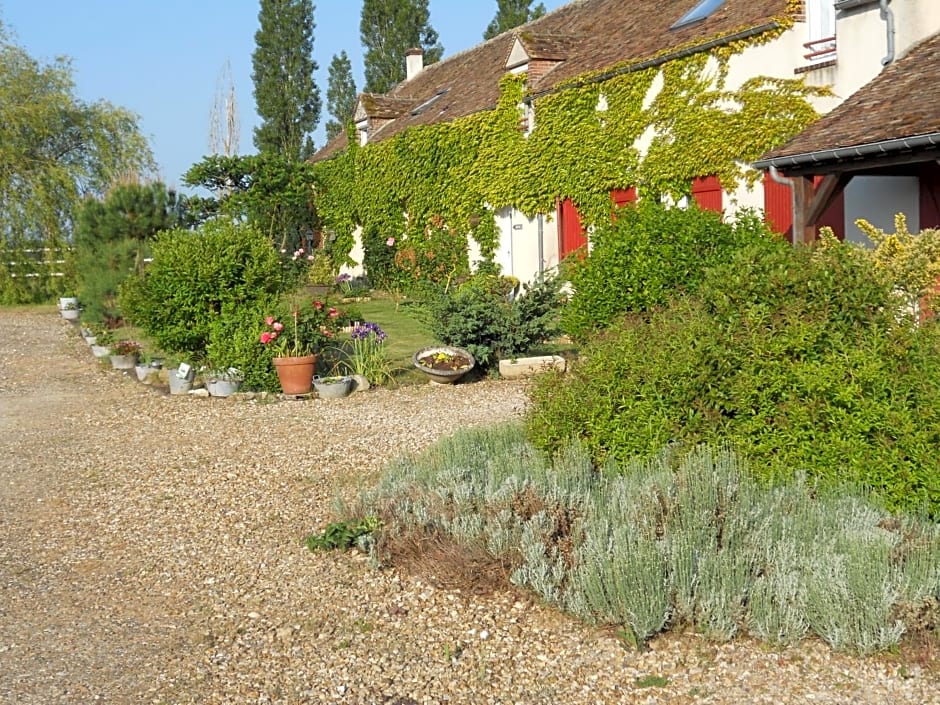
[763,172,793,241]
[691,175,722,213]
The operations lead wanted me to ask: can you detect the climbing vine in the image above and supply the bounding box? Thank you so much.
[312,16,827,280]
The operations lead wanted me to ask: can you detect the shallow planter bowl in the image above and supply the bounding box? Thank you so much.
[313,375,354,399]
[498,355,567,380]
[206,378,242,397]
[413,345,476,385]
[91,344,110,358]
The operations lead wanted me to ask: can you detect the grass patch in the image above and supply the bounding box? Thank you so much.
[352,292,439,384]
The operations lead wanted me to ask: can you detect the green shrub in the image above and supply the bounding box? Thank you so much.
[205,296,281,392]
[119,219,288,356]
[355,425,940,653]
[528,238,940,515]
[428,272,565,369]
[561,201,772,342]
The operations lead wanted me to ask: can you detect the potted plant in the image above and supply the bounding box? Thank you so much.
[260,299,345,395]
[413,345,476,384]
[204,367,244,397]
[109,339,141,369]
[313,375,354,398]
[91,328,115,358]
[167,362,195,395]
[60,300,81,321]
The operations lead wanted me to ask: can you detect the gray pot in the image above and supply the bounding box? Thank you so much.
[313,375,353,399]
[206,378,242,397]
[168,367,194,395]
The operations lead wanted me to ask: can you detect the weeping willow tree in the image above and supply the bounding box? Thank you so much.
[0,21,153,302]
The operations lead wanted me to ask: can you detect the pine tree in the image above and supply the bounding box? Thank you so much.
[325,51,357,141]
[251,0,321,160]
[360,0,443,94]
[483,0,547,40]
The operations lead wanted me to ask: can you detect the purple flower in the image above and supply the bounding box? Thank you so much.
[335,273,352,283]
[351,321,387,342]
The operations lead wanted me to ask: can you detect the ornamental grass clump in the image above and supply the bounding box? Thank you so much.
[348,425,940,654]
[342,321,394,385]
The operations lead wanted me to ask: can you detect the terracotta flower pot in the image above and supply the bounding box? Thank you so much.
[272,354,317,395]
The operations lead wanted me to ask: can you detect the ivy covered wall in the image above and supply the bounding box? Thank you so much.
[312,19,827,280]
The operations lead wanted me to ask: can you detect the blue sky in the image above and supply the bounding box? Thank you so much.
[1,0,567,193]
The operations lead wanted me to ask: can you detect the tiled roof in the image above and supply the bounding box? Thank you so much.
[757,30,940,168]
[313,0,790,161]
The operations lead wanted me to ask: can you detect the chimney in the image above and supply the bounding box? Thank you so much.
[405,47,424,81]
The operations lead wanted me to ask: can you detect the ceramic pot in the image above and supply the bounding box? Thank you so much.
[272,354,317,395]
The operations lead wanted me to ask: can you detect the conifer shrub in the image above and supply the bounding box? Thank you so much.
[427,272,565,369]
[528,238,940,516]
[561,201,772,342]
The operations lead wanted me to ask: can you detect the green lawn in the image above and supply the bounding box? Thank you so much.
[346,292,440,385]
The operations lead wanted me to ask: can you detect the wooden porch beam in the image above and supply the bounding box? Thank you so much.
[792,176,815,245]
[805,173,852,227]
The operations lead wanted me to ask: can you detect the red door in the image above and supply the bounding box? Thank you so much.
[558,197,587,258]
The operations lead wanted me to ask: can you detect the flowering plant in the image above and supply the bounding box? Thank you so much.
[110,339,142,356]
[260,299,344,358]
[343,321,394,384]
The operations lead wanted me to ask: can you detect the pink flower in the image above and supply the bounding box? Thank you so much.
[328,307,338,318]
[307,254,315,262]
[265,316,275,326]
[386,237,395,247]
[273,321,284,331]
[313,300,324,310]
[260,332,272,344]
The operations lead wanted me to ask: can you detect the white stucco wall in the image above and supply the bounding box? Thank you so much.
[843,176,920,245]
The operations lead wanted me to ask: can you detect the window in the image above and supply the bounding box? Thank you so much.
[805,0,837,62]
[671,0,725,30]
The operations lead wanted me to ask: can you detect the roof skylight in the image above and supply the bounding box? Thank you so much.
[671,0,726,30]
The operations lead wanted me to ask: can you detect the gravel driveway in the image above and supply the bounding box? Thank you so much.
[0,310,937,704]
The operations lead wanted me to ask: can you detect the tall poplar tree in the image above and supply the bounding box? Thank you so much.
[325,51,357,141]
[484,0,547,40]
[251,0,321,160]
[360,0,443,94]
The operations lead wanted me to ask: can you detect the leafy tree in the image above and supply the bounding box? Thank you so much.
[483,0,547,40]
[73,182,186,323]
[325,51,357,141]
[360,0,443,93]
[251,0,321,160]
[0,22,153,294]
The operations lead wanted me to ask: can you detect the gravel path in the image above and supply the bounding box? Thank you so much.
[0,310,937,704]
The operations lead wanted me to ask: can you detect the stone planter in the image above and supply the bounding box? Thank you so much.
[413,345,475,384]
[498,355,567,380]
[60,307,81,321]
[91,344,111,359]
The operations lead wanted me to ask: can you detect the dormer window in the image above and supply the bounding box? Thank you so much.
[671,0,725,30]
